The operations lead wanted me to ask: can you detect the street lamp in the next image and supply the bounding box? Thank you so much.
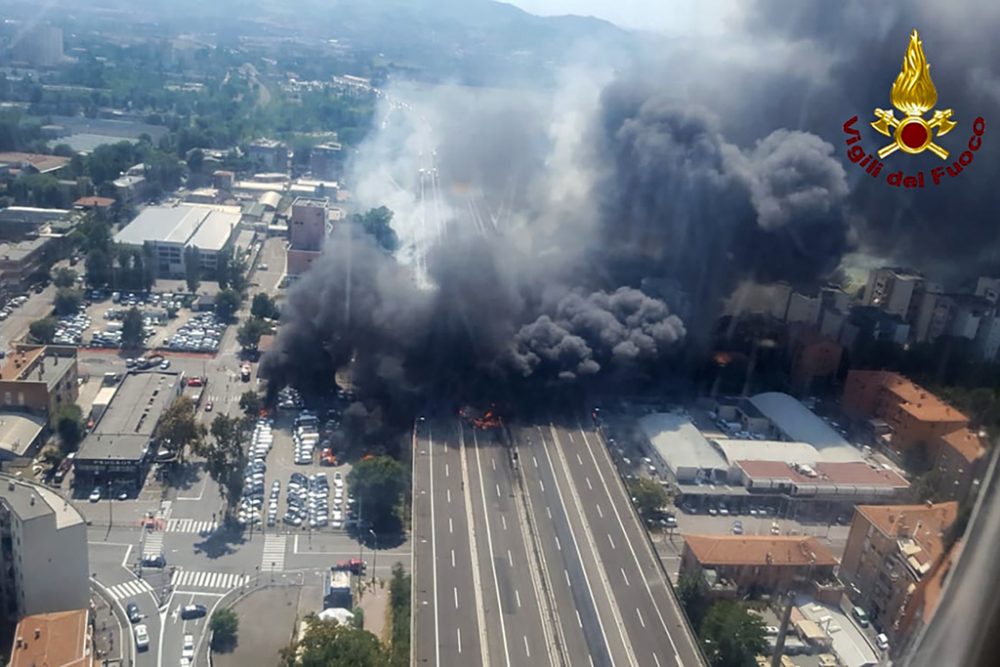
[368,529,377,584]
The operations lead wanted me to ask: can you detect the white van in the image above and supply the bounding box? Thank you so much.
[876,633,889,651]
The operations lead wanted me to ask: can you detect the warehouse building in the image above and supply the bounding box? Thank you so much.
[73,371,181,491]
[114,203,241,279]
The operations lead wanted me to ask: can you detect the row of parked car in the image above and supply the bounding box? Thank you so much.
[278,386,304,410]
[0,295,28,321]
[53,312,92,346]
[293,411,319,465]
[284,470,349,529]
[237,419,274,527]
[165,312,226,352]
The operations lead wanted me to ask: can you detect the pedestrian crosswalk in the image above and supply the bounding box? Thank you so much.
[106,579,154,601]
[170,570,248,591]
[262,535,286,572]
[142,532,164,556]
[166,519,218,534]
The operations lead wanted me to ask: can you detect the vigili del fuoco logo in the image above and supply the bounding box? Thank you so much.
[842,29,985,188]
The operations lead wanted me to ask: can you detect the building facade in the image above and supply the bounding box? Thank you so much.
[286,197,328,276]
[933,428,987,504]
[863,268,925,321]
[247,140,289,172]
[841,370,969,452]
[309,143,343,181]
[0,476,89,623]
[680,534,839,598]
[0,346,79,425]
[839,501,957,644]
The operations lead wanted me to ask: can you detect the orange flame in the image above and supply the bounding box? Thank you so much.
[890,29,938,116]
[461,405,503,430]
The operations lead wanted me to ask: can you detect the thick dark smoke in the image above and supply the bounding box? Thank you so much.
[266,3,1000,423]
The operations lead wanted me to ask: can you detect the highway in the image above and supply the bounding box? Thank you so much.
[413,415,704,667]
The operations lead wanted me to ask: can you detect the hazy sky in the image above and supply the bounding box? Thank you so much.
[504,0,742,35]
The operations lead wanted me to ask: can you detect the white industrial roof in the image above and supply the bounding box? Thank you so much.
[639,412,727,473]
[749,392,859,462]
[259,191,281,210]
[713,439,820,466]
[115,204,239,252]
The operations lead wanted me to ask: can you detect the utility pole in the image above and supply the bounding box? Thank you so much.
[770,592,795,667]
[369,529,377,585]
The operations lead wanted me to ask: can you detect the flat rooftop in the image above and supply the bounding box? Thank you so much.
[77,371,178,462]
[737,460,910,489]
[749,392,858,461]
[685,534,837,567]
[0,474,84,529]
[639,412,727,473]
[0,412,46,457]
[115,204,239,252]
[10,609,90,667]
[292,196,329,208]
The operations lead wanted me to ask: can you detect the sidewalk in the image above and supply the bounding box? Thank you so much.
[91,589,125,666]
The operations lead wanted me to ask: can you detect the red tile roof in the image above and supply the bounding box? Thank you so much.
[850,370,969,424]
[856,501,958,567]
[73,196,115,208]
[9,609,91,667]
[939,427,986,463]
[685,534,837,567]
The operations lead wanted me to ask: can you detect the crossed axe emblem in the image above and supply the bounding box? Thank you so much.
[871,108,956,159]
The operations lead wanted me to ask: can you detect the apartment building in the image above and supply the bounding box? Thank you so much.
[839,501,957,644]
[863,268,926,321]
[0,475,89,622]
[841,370,969,452]
[0,345,79,425]
[680,534,839,599]
[933,428,987,504]
[9,608,93,667]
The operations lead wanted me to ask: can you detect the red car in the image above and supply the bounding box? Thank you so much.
[187,377,204,387]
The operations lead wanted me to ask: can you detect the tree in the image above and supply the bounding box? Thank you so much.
[237,317,268,350]
[699,601,768,667]
[155,396,206,462]
[280,617,387,667]
[53,288,82,316]
[186,148,205,173]
[55,404,84,454]
[251,292,280,320]
[347,455,408,532]
[184,246,201,293]
[677,572,711,630]
[210,608,239,652]
[627,477,670,519]
[85,247,112,287]
[351,206,398,252]
[121,306,144,349]
[29,317,57,344]
[215,288,242,321]
[53,267,78,288]
[239,390,262,415]
[216,248,232,289]
[388,562,411,666]
[195,414,251,521]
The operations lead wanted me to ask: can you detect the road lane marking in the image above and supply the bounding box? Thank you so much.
[451,549,455,567]
[496,483,501,498]
[608,534,616,549]
[457,627,462,654]
[564,569,571,587]
[447,488,451,503]
[501,515,507,530]
[533,456,538,468]
[596,504,603,518]
[546,506,552,519]
[471,427,511,667]
[507,549,513,567]
[555,536,561,551]
[539,479,545,492]
[653,652,662,667]
[576,610,583,627]
[449,517,453,534]
[637,608,645,628]
[578,425,685,663]
[454,587,459,609]
[621,568,630,587]
[515,590,521,608]
[586,477,593,490]
[524,635,530,657]
[577,453,583,465]
[430,430,440,667]
[492,457,496,471]
[445,463,449,478]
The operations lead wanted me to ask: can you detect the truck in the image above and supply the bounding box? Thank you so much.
[53,452,75,484]
[324,570,352,609]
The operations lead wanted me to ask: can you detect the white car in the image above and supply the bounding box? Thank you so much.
[182,634,195,659]
[134,624,150,651]
[89,487,102,502]
[333,472,344,488]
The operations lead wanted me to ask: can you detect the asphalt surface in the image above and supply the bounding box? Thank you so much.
[414,415,704,667]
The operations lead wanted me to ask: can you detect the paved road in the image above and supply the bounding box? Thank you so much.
[542,420,704,667]
[414,415,705,667]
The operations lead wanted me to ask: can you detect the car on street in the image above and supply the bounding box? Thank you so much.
[160,359,171,369]
[182,634,195,659]
[118,490,129,500]
[180,604,208,620]
[731,520,744,535]
[88,487,101,502]
[770,521,781,535]
[205,400,214,412]
[126,602,142,623]
[134,624,150,651]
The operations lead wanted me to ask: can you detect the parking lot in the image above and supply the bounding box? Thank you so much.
[239,403,355,536]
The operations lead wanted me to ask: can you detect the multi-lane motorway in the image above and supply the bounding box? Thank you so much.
[413,416,704,667]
